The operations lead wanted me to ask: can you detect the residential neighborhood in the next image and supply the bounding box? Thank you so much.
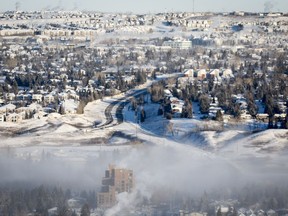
[0,11,287,128]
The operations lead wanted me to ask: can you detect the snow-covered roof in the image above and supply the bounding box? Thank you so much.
[0,103,16,112]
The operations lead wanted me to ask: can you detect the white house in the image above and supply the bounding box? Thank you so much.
[5,93,16,101]
[61,99,78,114]
[28,103,43,113]
[33,111,48,119]
[44,94,55,103]
[6,113,22,123]
[0,113,5,122]
[209,69,220,78]
[183,69,194,77]
[197,69,207,79]
[221,69,234,78]
[0,104,16,113]
[32,94,43,102]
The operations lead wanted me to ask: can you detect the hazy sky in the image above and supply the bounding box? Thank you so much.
[0,0,287,13]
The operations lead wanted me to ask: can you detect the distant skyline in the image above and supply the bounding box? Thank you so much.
[0,0,287,13]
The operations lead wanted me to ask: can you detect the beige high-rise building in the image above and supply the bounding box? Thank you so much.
[97,165,135,208]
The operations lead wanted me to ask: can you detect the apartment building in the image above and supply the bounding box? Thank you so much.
[97,165,135,208]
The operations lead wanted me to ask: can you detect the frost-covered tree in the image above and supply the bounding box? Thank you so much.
[199,94,210,114]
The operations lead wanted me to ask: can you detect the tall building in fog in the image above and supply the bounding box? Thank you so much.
[97,165,135,208]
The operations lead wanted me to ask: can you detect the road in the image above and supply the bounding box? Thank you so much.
[95,73,183,129]
[95,88,148,129]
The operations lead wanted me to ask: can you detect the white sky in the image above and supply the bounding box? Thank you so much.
[0,0,287,13]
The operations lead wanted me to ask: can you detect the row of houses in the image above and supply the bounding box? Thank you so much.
[0,98,79,123]
[4,89,79,103]
[177,68,234,88]
[168,19,211,29]
[0,103,31,123]
[183,68,234,79]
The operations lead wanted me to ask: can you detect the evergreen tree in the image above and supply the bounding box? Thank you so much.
[199,94,210,114]
[130,97,138,111]
[163,97,172,117]
[140,109,146,122]
[216,207,222,216]
[247,101,258,118]
[181,100,193,118]
[12,80,19,94]
[150,83,164,103]
[282,112,288,129]
[231,103,241,119]
[58,104,65,115]
[215,110,223,121]
[80,203,90,216]
[151,71,157,80]
[268,116,274,129]
[158,105,164,116]
[135,71,147,84]
[77,100,87,114]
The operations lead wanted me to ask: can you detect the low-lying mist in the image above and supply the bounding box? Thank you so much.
[0,139,288,212]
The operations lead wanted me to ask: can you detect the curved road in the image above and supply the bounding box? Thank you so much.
[95,89,147,129]
[96,73,183,129]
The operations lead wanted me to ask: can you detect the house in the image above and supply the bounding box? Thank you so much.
[267,13,282,17]
[178,76,194,88]
[170,96,184,116]
[58,92,69,101]
[0,113,5,122]
[48,207,58,216]
[6,113,22,123]
[5,93,16,101]
[0,104,16,113]
[210,97,219,107]
[28,103,43,113]
[183,69,194,77]
[32,94,43,102]
[209,107,224,118]
[16,106,29,115]
[257,209,266,216]
[197,69,207,79]
[257,113,269,121]
[0,76,6,85]
[171,105,182,116]
[190,212,207,216]
[66,90,79,100]
[240,112,252,119]
[33,111,48,119]
[61,99,78,114]
[208,69,220,78]
[215,206,230,216]
[164,89,173,97]
[234,11,245,16]
[123,75,135,84]
[221,69,234,78]
[101,67,118,78]
[44,94,55,103]
[232,94,247,110]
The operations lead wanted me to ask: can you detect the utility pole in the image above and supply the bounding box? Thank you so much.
[134,112,138,139]
[193,0,195,14]
[15,2,20,11]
